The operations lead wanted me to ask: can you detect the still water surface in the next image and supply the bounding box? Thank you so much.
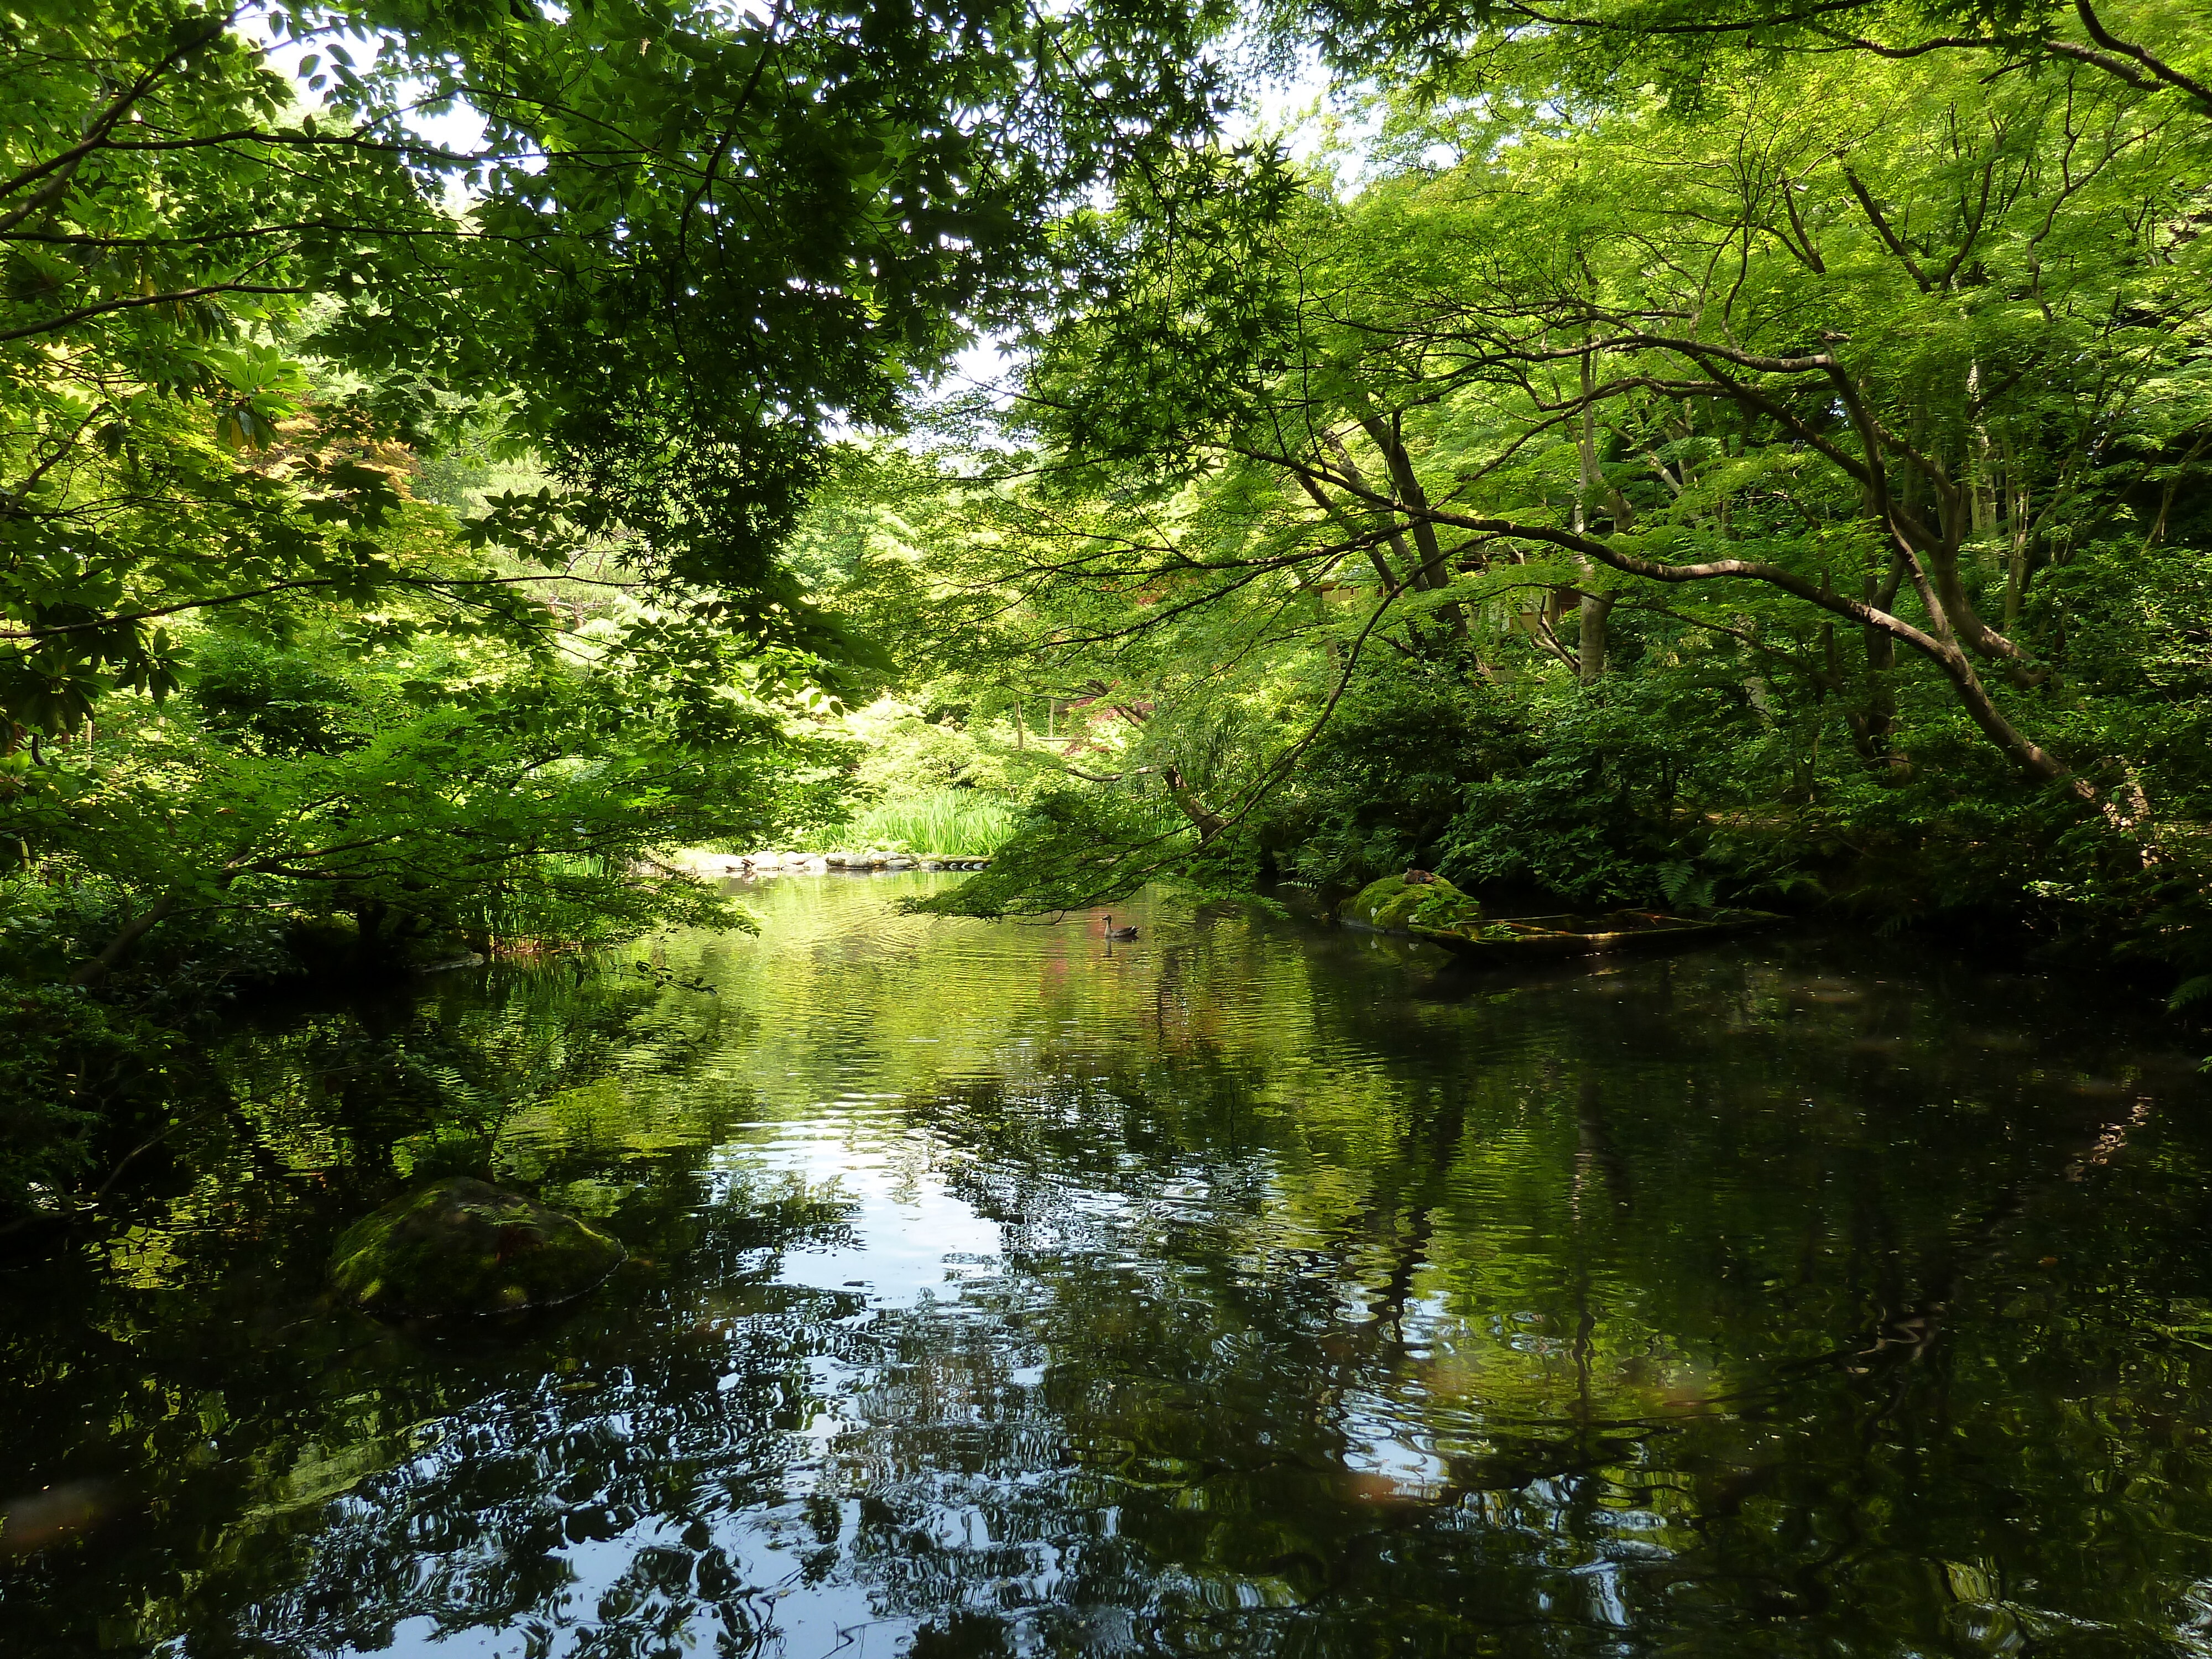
[6,876,2212,1656]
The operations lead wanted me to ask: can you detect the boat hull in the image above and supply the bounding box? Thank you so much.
[1406,908,1785,963]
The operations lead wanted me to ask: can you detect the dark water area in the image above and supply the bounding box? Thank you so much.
[7,876,2212,1657]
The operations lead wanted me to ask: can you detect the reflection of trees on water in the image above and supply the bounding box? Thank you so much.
[211,1169,871,1656]
[827,971,2212,1653]
[9,918,2212,1655]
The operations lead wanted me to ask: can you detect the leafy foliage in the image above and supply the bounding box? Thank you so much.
[868,26,2212,992]
[0,0,1239,729]
[0,0,1243,1209]
[901,786,1196,918]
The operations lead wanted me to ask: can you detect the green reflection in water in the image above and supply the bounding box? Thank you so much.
[5,874,2212,1657]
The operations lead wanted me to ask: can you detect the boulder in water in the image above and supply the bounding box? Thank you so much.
[330,1177,624,1317]
[1344,872,1483,933]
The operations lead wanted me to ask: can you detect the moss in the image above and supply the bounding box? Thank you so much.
[1344,873,1482,933]
[328,1176,624,1318]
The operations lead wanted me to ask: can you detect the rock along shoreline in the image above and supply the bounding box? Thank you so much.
[662,849,994,879]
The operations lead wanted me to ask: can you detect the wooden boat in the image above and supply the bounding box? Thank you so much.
[1406,907,1785,964]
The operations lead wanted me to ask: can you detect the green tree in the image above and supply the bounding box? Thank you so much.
[896,44,2212,946]
[1280,0,2212,123]
[1,0,1237,733]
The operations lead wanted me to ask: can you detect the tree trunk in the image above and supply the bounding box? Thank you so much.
[70,894,178,988]
[1573,347,1612,684]
[1319,433,1418,589]
[1356,415,1470,641]
[1578,591,1614,683]
[1162,765,1228,842]
[1845,568,1902,770]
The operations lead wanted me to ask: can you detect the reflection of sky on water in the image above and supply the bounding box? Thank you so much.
[738,1118,1006,1310]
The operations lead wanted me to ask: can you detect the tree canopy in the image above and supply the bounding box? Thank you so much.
[1,0,1235,731]
[878,27,2212,941]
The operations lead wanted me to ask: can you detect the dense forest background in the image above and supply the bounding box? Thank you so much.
[5,0,2210,1217]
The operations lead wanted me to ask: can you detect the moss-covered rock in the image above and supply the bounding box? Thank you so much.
[329,1177,624,1318]
[1344,872,1484,935]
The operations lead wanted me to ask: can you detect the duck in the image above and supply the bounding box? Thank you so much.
[1102,915,1139,941]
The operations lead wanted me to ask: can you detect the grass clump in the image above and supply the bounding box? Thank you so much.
[815,789,1019,855]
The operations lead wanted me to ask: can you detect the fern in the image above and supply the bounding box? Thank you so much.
[1658,861,1716,912]
[2168,975,2212,1013]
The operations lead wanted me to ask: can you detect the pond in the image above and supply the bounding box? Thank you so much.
[6,875,2212,1657]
